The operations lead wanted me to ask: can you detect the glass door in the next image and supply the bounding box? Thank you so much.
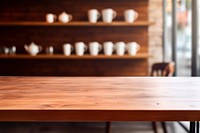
[165,0,192,76]
[176,0,192,76]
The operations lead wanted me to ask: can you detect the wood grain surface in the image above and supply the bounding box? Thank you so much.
[0,77,200,121]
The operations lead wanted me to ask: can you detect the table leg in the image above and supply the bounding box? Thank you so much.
[178,122,190,132]
[190,122,196,133]
[196,121,199,133]
[105,122,111,133]
[151,122,158,133]
[161,122,168,133]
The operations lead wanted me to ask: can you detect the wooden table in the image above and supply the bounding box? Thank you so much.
[0,77,200,133]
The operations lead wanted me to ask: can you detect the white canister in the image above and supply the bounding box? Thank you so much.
[75,42,88,56]
[103,41,115,56]
[58,12,73,23]
[115,42,126,56]
[102,8,117,23]
[46,13,56,23]
[124,9,139,23]
[63,43,73,56]
[88,9,101,23]
[89,42,102,56]
[127,42,140,56]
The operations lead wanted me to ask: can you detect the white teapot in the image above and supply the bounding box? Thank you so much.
[24,42,42,56]
[58,12,73,23]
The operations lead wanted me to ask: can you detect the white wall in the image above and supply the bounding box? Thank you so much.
[149,0,163,72]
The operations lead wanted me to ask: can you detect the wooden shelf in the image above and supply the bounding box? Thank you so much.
[0,21,154,27]
[0,53,149,59]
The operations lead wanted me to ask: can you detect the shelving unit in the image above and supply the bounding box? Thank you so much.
[0,53,150,59]
[0,21,154,27]
[0,0,150,76]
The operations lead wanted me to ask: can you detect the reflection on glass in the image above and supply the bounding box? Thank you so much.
[165,0,192,76]
[177,0,191,76]
[165,0,172,62]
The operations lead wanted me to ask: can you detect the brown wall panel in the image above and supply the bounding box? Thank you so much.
[0,0,149,76]
[0,59,148,76]
[0,0,148,21]
[0,26,148,54]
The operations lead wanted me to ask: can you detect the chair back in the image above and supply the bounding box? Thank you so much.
[151,62,175,77]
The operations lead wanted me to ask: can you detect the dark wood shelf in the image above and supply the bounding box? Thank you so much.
[0,53,150,59]
[0,21,154,27]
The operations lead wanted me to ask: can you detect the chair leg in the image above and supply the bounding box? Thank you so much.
[106,122,111,133]
[177,122,189,132]
[152,122,158,133]
[161,122,168,133]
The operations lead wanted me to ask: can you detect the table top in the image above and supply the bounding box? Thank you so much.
[0,76,200,121]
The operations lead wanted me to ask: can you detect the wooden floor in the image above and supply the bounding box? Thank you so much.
[0,122,189,133]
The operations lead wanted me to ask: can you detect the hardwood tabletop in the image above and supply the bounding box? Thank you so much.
[0,77,200,121]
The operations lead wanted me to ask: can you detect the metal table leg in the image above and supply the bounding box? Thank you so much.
[105,122,111,133]
[178,122,189,132]
[196,121,199,133]
[190,122,196,133]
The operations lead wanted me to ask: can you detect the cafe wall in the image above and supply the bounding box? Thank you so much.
[0,0,163,76]
[149,0,163,69]
[0,0,150,76]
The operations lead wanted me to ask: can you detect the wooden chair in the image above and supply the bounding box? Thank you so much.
[151,62,175,133]
[151,62,175,77]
